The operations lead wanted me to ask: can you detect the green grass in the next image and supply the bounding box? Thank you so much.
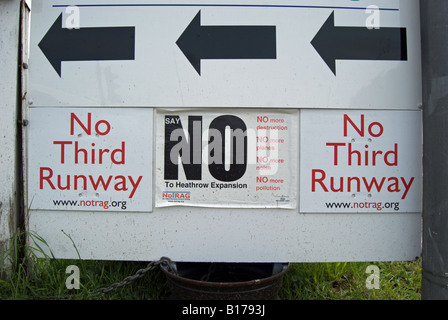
[0,231,422,300]
[279,260,421,300]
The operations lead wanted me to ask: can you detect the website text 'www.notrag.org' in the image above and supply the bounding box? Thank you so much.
[325,201,400,211]
[53,199,127,210]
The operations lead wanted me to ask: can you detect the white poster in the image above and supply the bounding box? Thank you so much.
[27,108,153,212]
[300,110,422,213]
[155,109,298,208]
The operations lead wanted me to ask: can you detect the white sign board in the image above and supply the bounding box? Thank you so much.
[155,109,297,208]
[28,0,421,109]
[28,108,153,212]
[25,0,423,263]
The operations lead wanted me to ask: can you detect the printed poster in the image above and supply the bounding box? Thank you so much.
[155,109,298,208]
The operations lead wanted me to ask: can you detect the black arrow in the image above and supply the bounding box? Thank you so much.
[38,13,135,77]
[176,10,276,75]
[311,11,407,75]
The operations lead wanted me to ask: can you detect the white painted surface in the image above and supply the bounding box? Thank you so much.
[0,0,20,250]
[28,208,421,262]
[28,0,421,109]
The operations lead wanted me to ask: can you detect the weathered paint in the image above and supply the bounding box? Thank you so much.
[0,0,22,276]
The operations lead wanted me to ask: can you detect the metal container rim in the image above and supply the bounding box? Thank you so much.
[160,262,290,288]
